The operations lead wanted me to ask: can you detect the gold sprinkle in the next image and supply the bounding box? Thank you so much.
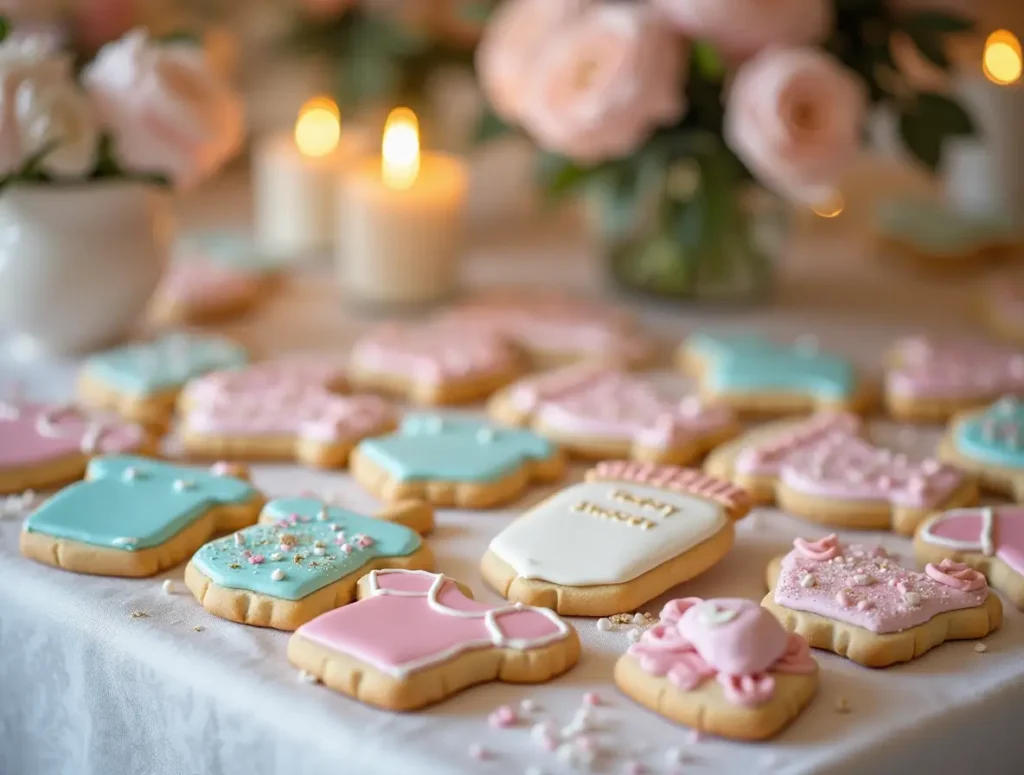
[192,625,205,632]
[130,611,149,619]
[229,563,241,569]
[834,697,852,713]
[294,554,305,564]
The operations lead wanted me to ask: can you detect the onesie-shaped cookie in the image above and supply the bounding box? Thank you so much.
[940,398,1024,499]
[615,597,818,741]
[885,337,1024,422]
[351,414,566,508]
[179,359,396,468]
[488,363,739,465]
[764,535,1002,667]
[916,506,1024,610]
[186,497,434,630]
[21,456,263,577]
[680,333,873,416]
[705,413,976,535]
[78,333,248,427]
[348,323,524,405]
[0,401,151,494]
[287,569,580,710]
[482,461,751,616]
[150,259,270,327]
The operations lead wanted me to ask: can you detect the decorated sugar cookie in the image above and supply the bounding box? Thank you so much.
[705,413,975,535]
[185,498,434,630]
[764,534,1001,667]
[150,260,270,326]
[982,273,1024,345]
[287,569,580,710]
[0,401,151,494]
[916,506,1024,610]
[482,461,751,616]
[680,333,872,416]
[885,337,1024,422]
[78,333,248,427]
[440,291,655,368]
[615,597,818,740]
[351,414,565,508]
[940,398,1024,499]
[20,456,263,577]
[348,323,524,405]
[179,359,396,468]
[488,363,739,465]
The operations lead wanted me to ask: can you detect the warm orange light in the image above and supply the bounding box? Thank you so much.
[812,191,844,219]
[294,97,341,158]
[382,107,420,190]
[983,29,1022,86]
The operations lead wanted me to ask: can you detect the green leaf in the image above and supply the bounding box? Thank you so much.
[0,17,9,44]
[473,107,512,145]
[899,11,975,34]
[692,41,726,81]
[903,23,951,69]
[159,30,202,47]
[917,91,975,136]
[536,153,591,199]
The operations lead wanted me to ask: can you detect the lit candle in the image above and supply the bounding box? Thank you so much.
[253,97,370,260]
[943,30,1024,228]
[337,108,469,305]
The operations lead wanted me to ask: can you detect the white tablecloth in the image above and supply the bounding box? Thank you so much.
[4,169,1024,775]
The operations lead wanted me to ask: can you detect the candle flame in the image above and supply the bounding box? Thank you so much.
[382,107,420,190]
[295,97,341,158]
[812,191,844,219]
[983,30,1022,86]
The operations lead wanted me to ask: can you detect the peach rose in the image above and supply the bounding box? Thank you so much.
[725,47,866,206]
[517,3,687,165]
[653,0,832,61]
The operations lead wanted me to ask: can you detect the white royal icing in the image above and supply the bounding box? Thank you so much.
[920,507,996,557]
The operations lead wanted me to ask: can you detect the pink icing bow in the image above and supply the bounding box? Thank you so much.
[773,634,816,674]
[925,559,987,592]
[628,623,716,691]
[793,534,841,561]
[718,674,775,707]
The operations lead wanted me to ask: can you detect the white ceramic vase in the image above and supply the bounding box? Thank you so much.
[0,182,173,356]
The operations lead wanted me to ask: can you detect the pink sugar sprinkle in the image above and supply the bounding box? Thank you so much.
[582,691,602,706]
[248,554,265,565]
[355,535,374,548]
[488,705,519,729]
[467,744,490,761]
[341,543,353,554]
[897,581,910,594]
[287,514,299,525]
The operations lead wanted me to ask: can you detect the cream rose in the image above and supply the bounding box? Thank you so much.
[653,0,832,61]
[84,30,244,188]
[516,3,687,165]
[15,76,99,178]
[725,47,867,206]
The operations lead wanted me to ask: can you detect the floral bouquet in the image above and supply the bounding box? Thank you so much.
[476,0,975,301]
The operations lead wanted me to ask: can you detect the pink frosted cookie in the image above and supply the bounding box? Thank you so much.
[704,413,976,535]
[885,336,1024,422]
[764,534,1001,667]
[488,363,740,465]
[0,400,151,494]
[150,260,271,326]
[916,506,1024,610]
[441,292,655,368]
[615,597,818,740]
[287,569,580,710]
[179,359,396,468]
[348,323,525,405]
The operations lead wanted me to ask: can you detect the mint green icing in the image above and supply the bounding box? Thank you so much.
[190,498,421,601]
[688,333,855,400]
[177,231,281,272]
[876,198,1017,253]
[356,414,554,482]
[84,333,248,396]
[954,398,1024,468]
[24,455,257,551]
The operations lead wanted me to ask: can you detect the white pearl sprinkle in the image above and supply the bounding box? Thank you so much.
[596,617,613,631]
[627,628,642,643]
[974,643,988,653]
[800,574,816,588]
[271,553,283,561]
[519,699,539,714]
[904,591,922,606]
[317,509,328,521]
[632,612,646,624]
[173,479,195,492]
[122,467,140,482]
[313,547,326,556]
[854,574,874,586]
[161,579,176,595]
[271,569,285,581]
[234,533,246,546]
[297,669,318,684]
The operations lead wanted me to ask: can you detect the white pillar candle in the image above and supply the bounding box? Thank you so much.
[337,108,469,305]
[254,98,369,261]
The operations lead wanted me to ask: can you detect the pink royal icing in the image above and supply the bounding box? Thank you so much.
[294,570,572,677]
[508,364,734,450]
[774,536,988,633]
[920,506,1024,577]
[591,460,751,514]
[628,597,815,708]
[735,413,861,476]
[886,337,1024,401]
[925,560,987,592]
[0,401,145,468]
[157,261,263,307]
[181,360,395,443]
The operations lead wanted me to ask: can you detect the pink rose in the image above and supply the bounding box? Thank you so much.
[84,30,244,189]
[653,0,832,61]
[725,47,866,206]
[476,0,587,122]
[517,3,688,165]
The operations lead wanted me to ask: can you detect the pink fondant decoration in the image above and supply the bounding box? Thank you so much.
[0,402,145,468]
[921,507,1024,577]
[157,261,263,308]
[886,337,1024,400]
[294,570,571,677]
[793,534,841,561]
[591,460,750,513]
[181,359,395,443]
[925,560,987,592]
[774,537,989,634]
[735,413,861,475]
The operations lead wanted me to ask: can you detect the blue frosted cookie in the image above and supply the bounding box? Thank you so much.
[942,397,1024,500]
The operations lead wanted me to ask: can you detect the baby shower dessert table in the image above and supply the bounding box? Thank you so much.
[2,169,1023,775]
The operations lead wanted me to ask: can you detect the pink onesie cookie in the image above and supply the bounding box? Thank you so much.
[0,400,150,494]
[704,413,976,535]
[765,534,1001,666]
[179,359,396,468]
[287,569,580,710]
[885,336,1024,422]
[615,597,818,740]
[348,323,525,405]
[488,363,739,465]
